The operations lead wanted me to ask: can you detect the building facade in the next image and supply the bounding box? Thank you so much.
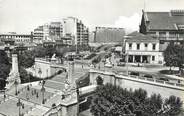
[125,32,164,64]
[140,10,184,50]
[33,22,63,43]
[94,27,125,44]
[33,17,89,46]
[33,26,44,43]
[0,32,33,44]
[63,17,89,46]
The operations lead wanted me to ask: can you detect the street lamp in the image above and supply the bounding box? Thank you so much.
[17,98,24,116]
[14,79,18,95]
[82,55,84,69]
[41,79,46,104]
[28,72,31,85]
[126,53,129,76]
[38,68,42,78]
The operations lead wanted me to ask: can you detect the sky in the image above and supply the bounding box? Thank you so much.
[0,0,184,34]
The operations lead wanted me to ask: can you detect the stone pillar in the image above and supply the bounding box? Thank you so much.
[5,53,21,90]
[148,56,151,63]
[126,55,129,63]
[68,60,75,86]
[12,54,19,74]
[140,56,143,63]
[133,55,135,63]
[60,101,78,116]
[89,72,96,85]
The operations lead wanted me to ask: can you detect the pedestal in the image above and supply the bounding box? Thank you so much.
[59,92,79,116]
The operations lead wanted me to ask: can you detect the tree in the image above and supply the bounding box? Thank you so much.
[90,83,183,116]
[0,50,11,89]
[32,46,47,58]
[163,43,184,75]
[18,50,35,68]
[163,43,177,73]
[162,95,183,116]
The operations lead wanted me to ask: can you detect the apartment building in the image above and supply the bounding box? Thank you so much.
[63,17,89,46]
[94,27,125,44]
[33,17,89,46]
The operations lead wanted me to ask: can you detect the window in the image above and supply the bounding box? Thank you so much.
[129,43,132,50]
[148,32,156,36]
[152,56,155,61]
[159,32,166,37]
[152,44,156,50]
[145,43,148,47]
[137,43,140,50]
[169,32,177,38]
[160,41,164,44]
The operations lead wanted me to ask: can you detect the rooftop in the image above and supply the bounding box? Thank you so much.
[125,31,157,42]
[144,10,184,30]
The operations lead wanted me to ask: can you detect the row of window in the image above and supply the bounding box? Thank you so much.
[0,35,31,38]
[16,39,30,42]
[128,43,156,50]
[148,32,184,37]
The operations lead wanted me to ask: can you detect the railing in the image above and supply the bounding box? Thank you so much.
[90,69,184,90]
[155,80,164,84]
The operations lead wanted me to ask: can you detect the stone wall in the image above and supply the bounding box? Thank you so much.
[89,70,184,101]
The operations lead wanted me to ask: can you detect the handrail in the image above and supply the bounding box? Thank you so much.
[90,69,184,90]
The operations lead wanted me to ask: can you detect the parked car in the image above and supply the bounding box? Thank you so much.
[143,74,153,79]
[117,62,125,66]
[105,63,113,68]
[131,63,143,67]
[159,77,169,82]
[129,71,139,76]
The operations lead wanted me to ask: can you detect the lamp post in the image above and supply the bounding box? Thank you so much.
[76,84,80,116]
[3,90,6,102]
[126,53,129,76]
[17,98,24,116]
[82,56,84,69]
[38,68,42,79]
[41,79,45,104]
[28,72,31,85]
[14,79,18,95]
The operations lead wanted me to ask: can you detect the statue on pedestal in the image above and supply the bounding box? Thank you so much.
[61,55,77,101]
[5,54,21,93]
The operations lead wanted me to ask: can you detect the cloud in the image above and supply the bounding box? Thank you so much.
[114,13,141,34]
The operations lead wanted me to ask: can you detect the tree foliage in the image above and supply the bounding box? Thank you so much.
[164,43,184,74]
[0,50,11,89]
[18,50,35,68]
[90,83,183,116]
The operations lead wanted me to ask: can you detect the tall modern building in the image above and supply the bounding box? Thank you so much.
[33,26,44,43]
[49,22,63,40]
[63,17,89,46]
[94,27,125,44]
[33,22,63,42]
[33,17,89,46]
